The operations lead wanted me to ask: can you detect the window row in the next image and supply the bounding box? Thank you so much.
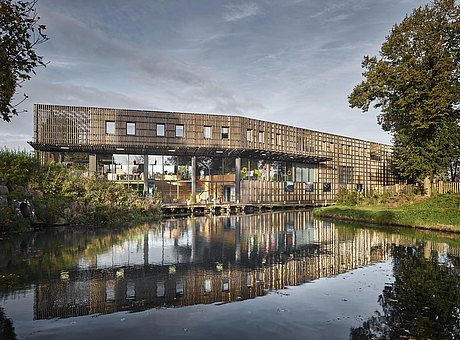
[204,126,230,139]
[246,129,282,145]
[105,121,181,137]
[105,121,230,139]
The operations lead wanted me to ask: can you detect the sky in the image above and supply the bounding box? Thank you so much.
[1,0,429,150]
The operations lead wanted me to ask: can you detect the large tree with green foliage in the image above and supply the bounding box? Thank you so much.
[349,0,460,183]
[0,0,47,122]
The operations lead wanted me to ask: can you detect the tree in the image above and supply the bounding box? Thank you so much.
[0,0,47,122]
[349,0,460,183]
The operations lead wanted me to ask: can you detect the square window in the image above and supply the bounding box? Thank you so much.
[126,122,136,135]
[156,123,165,137]
[204,126,212,139]
[106,121,115,134]
[221,126,229,139]
[176,124,184,137]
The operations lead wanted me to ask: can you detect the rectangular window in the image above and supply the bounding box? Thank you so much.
[204,126,212,139]
[246,129,252,142]
[126,281,135,299]
[221,126,229,139]
[176,279,184,296]
[176,124,184,137]
[156,123,165,137]
[126,122,136,135]
[258,131,264,143]
[106,121,115,135]
[156,281,165,297]
[370,151,381,161]
[276,133,281,145]
[339,166,354,184]
[204,278,212,293]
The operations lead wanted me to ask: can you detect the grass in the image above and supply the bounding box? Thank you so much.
[313,193,460,233]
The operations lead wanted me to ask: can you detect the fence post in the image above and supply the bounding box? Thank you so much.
[424,177,432,196]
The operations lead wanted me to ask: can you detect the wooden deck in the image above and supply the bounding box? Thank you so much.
[161,201,330,216]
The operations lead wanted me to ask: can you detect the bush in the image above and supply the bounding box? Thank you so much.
[0,149,161,230]
[0,207,31,234]
[336,187,419,207]
[336,187,361,206]
[0,149,41,186]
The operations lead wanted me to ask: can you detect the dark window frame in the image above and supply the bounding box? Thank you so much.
[156,123,165,137]
[106,121,115,135]
[176,124,184,137]
[203,125,212,139]
[221,126,229,139]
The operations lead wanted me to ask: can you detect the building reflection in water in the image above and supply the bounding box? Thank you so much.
[33,210,457,319]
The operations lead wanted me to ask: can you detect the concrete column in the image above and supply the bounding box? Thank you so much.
[143,153,149,196]
[235,157,241,203]
[89,154,97,173]
[191,156,197,204]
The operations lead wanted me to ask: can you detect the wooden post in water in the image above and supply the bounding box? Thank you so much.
[235,157,241,203]
[191,156,197,204]
[143,153,149,196]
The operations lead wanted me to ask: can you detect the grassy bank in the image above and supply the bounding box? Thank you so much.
[313,193,460,233]
[0,149,161,233]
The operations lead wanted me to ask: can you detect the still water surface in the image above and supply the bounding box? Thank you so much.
[1,210,459,339]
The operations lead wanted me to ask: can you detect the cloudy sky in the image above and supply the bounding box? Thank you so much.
[1,0,428,150]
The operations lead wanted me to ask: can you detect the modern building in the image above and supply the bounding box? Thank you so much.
[29,104,397,205]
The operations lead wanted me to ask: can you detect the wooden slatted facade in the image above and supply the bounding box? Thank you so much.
[29,104,397,205]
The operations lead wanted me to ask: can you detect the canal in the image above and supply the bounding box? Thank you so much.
[1,210,459,339]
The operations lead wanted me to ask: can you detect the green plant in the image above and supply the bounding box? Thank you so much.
[0,149,41,186]
[0,149,162,231]
[336,187,361,206]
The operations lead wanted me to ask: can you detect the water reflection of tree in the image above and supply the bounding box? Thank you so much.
[351,244,460,339]
[0,223,156,297]
[0,307,17,340]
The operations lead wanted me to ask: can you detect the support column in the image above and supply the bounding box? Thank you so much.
[143,153,149,196]
[235,157,241,203]
[144,232,149,266]
[191,156,197,204]
[89,154,97,173]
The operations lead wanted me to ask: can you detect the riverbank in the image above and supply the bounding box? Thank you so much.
[313,193,460,233]
[0,149,161,234]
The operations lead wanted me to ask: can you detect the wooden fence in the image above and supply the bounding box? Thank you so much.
[380,181,460,196]
[429,181,460,195]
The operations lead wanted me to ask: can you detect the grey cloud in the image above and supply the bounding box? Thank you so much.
[310,0,369,20]
[223,2,261,22]
[37,7,263,113]
[2,0,430,150]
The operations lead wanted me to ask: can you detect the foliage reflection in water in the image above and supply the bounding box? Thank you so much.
[0,210,459,339]
[351,244,460,339]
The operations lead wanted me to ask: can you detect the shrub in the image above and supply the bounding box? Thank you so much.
[0,149,161,230]
[336,187,420,207]
[336,187,361,206]
[0,149,41,187]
